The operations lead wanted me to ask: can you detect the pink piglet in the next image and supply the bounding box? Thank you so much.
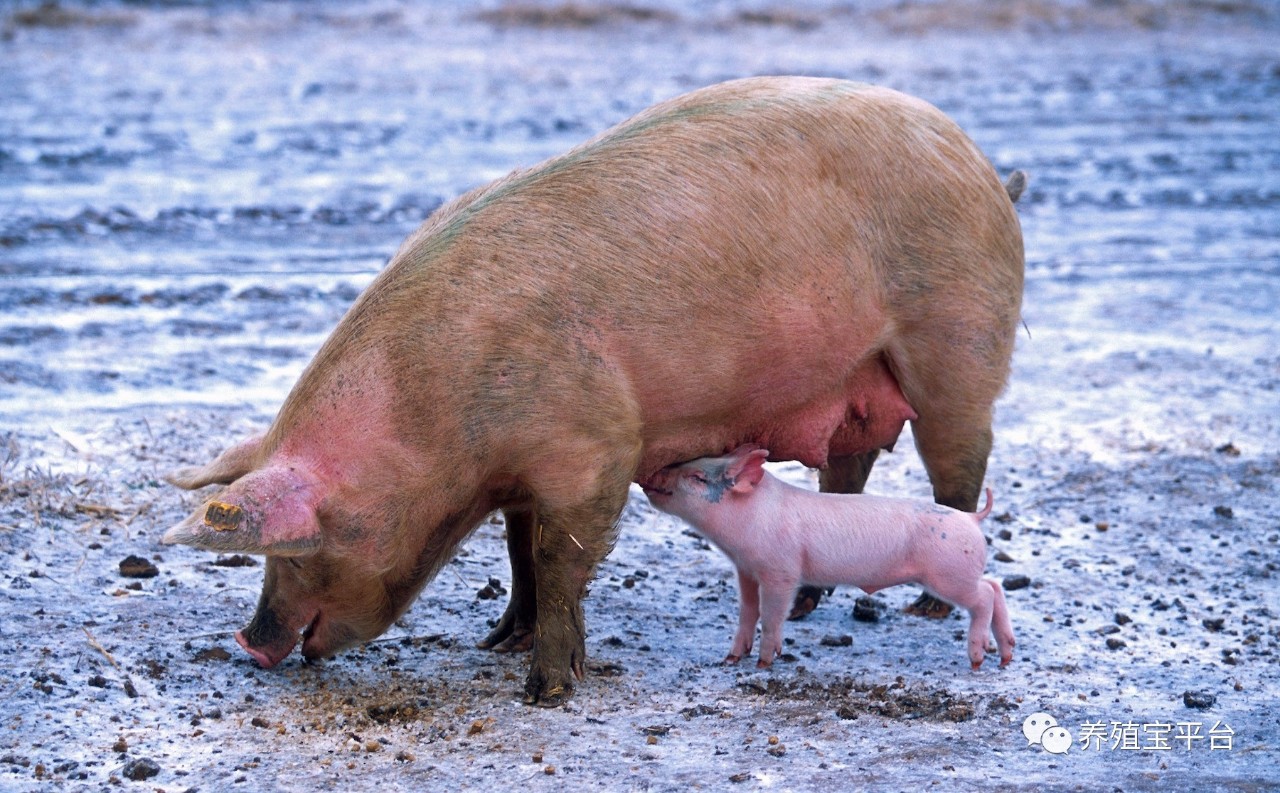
[643,445,1015,670]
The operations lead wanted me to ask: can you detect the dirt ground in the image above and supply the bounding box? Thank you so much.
[1,1,1278,790]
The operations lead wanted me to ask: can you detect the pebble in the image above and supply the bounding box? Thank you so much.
[118,555,158,578]
[851,596,883,623]
[1002,575,1031,591]
[1183,691,1216,710]
[122,758,159,781]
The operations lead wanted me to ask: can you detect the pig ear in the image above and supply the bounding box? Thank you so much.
[729,449,769,493]
[166,433,267,490]
[162,464,322,556]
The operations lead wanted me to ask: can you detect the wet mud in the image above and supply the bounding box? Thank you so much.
[1,1,1278,790]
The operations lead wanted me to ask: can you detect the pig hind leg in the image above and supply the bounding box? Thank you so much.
[477,507,537,653]
[893,315,1014,617]
[924,576,997,669]
[986,577,1016,666]
[790,450,881,620]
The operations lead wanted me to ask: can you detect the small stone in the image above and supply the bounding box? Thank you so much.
[211,554,257,567]
[194,647,231,663]
[851,596,883,623]
[118,555,158,579]
[111,738,128,753]
[122,758,159,781]
[1213,505,1234,519]
[1002,575,1031,591]
[1114,612,1132,626]
[1105,638,1126,650]
[820,634,852,647]
[1183,691,1216,710]
[994,551,1015,563]
[1203,617,1225,633]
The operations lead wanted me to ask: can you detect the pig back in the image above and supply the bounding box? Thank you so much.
[277,77,1022,480]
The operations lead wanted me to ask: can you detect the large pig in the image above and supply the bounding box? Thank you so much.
[642,445,1015,669]
[163,76,1025,706]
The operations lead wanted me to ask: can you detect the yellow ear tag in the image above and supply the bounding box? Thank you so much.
[204,501,244,532]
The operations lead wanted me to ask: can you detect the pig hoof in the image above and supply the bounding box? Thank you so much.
[487,629,534,654]
[971,661,983,671]
[755,658,774,670]
[478,620,533,652]
[787,585,829,621]
[724,654,742,665]
[524,682,572,709]
[904,592,954,619]
[999,655,1013,668]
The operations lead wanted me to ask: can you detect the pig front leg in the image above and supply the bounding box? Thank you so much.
[478,507,536,653]
[726,570,760,664]
[522,452,635,707]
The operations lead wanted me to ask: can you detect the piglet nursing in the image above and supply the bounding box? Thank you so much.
[643,446,1015,670]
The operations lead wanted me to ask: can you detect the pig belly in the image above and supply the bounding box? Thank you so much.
[738,355,916,469]
[636,356,915,476]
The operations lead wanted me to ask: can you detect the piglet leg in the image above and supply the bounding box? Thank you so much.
[938,581,996,670]
[756,582,797,669]
[726,570,760,663]
[986,577,1016,666]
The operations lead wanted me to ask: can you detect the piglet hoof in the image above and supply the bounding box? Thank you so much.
[971,660,983,671]
[999,655,1013,668]
[904,592,954,619]
[755,658,774,670]
[724,654,742,665]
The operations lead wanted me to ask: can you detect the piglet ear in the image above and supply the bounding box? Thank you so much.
[162,464,322,556]
[728,448,769,493]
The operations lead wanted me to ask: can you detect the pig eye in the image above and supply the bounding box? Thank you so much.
[689,472,708,484]
[286,558,304,570]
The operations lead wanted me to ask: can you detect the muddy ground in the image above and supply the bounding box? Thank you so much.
[1,1,1278,790]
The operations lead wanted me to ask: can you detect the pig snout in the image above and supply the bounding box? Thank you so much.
[232,555,329,669]
[234,605,317,669]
